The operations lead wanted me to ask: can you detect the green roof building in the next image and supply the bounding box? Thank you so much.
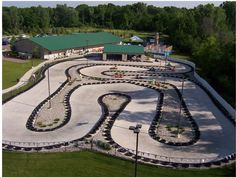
[31,32,122,51]
[14,32,122,59]
[103,44,144,61]
[104,44,144,55]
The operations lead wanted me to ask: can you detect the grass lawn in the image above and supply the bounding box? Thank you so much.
[25,26,155,41]
[2,59,44,89]
[169,53,191,60]
[3,151,235,177]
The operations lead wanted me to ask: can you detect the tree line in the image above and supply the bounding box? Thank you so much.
[2,2,235,107]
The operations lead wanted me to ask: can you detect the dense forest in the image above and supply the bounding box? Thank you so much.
[2,2,235,107]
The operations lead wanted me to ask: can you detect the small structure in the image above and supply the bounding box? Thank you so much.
[2,38,9,45]
[103,44,144,61]
[130,36,144,43]
[145,32,172,56]
[155,32,160,45]
[18,52,32,59]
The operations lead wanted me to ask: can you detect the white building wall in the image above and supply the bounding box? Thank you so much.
[88,46,104,53]
[44,52,64,60]
[103,53,107,61]
[122,54,127,61]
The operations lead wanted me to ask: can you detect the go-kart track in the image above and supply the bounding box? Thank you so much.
[3,57,235,168]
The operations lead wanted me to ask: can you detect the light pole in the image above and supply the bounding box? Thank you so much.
[47,67,51,109]
[165,52,167,69]
[86,39,89,53]
[129,124,142,177]
[177,77,186,138]
[86,39,89,66]
[31,59,34,68]
[163,51,168,84]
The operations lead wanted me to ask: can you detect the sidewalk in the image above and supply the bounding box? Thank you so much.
[2,54,85,94]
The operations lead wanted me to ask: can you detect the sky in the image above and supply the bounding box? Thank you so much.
[2,1,224,8]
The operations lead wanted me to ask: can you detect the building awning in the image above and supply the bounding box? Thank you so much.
[104,44,144,55]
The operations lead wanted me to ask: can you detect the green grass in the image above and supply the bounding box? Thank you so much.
[2,59,44,89]
[24,26,155,41]
[169,54,191,60]
[3,151,235,177]
[72,26,154,39]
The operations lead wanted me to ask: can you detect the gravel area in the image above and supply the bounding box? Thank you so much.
[34,83,72,129]
[102,95,128,112]
[157,84,194,143]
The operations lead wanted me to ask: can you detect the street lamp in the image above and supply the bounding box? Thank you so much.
[47,67,51,109]
[31,59,34,68]
[86,39,89,53]
[176,76,186,138]
[164,51,167,69]
[86,39,89,66]
[129,124,142,177]
[163,51,168,84]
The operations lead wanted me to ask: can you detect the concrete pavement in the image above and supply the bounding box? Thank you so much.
[2,59,235,163]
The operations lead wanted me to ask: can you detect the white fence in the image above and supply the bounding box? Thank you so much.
[3,139,218,164]
[167,57,235,119]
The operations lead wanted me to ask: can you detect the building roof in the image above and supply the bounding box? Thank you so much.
[30,32,122,51]
[104,44,144,55]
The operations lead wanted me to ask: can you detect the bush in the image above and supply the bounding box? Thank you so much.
[96,140,111,150]
[36,121,42,126]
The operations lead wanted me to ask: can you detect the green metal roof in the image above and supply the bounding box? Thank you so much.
[104,44,144,55]
[30,32,121,51]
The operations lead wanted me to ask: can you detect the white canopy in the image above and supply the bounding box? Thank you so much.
[130,36,143,42]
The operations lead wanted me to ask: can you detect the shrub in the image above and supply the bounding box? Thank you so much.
[37,121,42,126]
[96,140,111,150]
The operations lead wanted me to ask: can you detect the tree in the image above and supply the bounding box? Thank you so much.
[221,2,236,31]
[54,4,78,27]
[32,46,40,58]
[3,6,21,34]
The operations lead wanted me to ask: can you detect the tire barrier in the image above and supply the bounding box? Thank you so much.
[3,62,235,168]
[2,140,80,152]
[25,65,76,132]
[90,82,235,168]
[25,63,92,132]
[78,64,200,145]
[3,81,235,168]
[2,56,85,105]
[148,82,200,146]
[79,62,234,126]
